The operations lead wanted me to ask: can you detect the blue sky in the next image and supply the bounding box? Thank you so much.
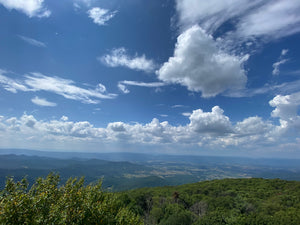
[0,0,300,158]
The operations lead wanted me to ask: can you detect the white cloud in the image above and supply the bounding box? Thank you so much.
[24,73,117,103]
[281,49,289,56]
[157,26,248,97]
[96,83,107,93]
[176,0,300,41]
[235,116,273,136]
[182,112,191,117]
[172,1,300,98]
[225,79,300,98]
[269,92,300,134]
[119,80,165,88]
[117,80,165,93]
[0,71,117,104]
[237,1,300,39]
[272,49,289,75]
[0,96,299,154]
[31,96,57,107]
[74,0,93,7]
[118,83,130,94]
[60,116,68,121]
[0,75,28,93]
[272,59,288,76]
[159,114,168,118]
[21,114,37,128]
[189,106,233,135]
[269,92,300,120]
[18,35,46,48]
[172,105,186,108]
[0,0,51,18]
[100,48,156,73]
[176,0,258,34]
[107,122,126,132]
[87,7,116,26]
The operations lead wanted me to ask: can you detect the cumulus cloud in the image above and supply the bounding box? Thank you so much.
[189,106,233,135]
[0,98,299,153]
[87,7,116,26]
[100,48,156,73]
[31,96,57,107]
[157,26,248,97]
[269,92,300,120]
[235,116,273,136]
[107,122,126,132]
[269,92,300,133]
[18,35,46,48]
[0,0,51,18]
[0,71,117,104]
[272,49,289,75]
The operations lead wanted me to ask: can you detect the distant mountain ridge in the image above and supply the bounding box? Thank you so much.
[1,150,300,191]
[1,148,300,168]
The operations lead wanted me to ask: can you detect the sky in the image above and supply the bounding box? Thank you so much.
[0,0,300,158]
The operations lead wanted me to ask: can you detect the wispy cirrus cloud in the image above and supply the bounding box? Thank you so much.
[0,73,29,93]
[119,80,165,88]
[117,80,165,94]
[24,73,117,104]
[0,0,51,18]
[236,1,300,40]
[87,7,117,26]
[176,0,300,41]
[18,35,46,48]
[117,83,130,94]
[100,48,157,73]
[31,96,57,107]
[0,70,117,104]
[225,80,300,98]
[272,49,289,75]
[172,105,186,108]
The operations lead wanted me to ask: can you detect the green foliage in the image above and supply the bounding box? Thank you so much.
[0,173,142,225]
[120,178,300,225]
[1,175,300,224]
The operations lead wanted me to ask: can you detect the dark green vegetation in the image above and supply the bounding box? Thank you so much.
[0,173,142,225]
[121,178,300,224]
[1,153,300,191]
[1,150,300,224]
[1,175,299,225]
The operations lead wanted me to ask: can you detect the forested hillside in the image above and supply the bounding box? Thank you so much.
[1,174,299,224]
[121,178,300,225]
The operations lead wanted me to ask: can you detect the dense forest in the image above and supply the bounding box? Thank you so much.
[121,178,300,224]
[1,174,299,224]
